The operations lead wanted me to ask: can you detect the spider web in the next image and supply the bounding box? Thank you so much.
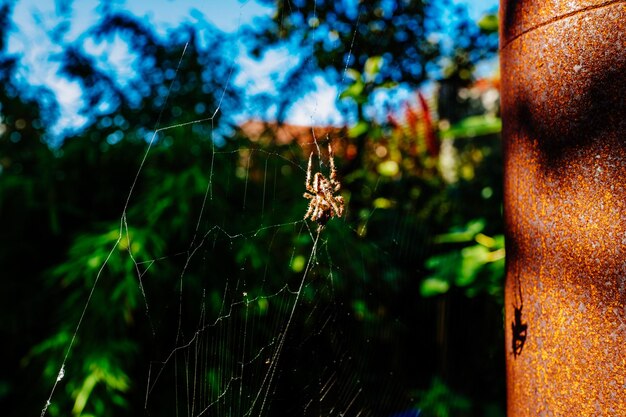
[35,3,428,417]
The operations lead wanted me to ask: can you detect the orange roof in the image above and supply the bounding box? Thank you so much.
[239,120,346,147]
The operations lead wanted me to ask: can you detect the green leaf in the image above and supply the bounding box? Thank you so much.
[378,81,398,89]
[478,14,499,33]
[372,197,393,209]
[291,254,306,272]
[420,277,451,297]
[72,360,130,416]
[433,219,485,244]
[364,56,383,81]
[456,245,491,286]
[344,68,361,81]
[377,160,399,177]
[416,377,472,416]
[440,115,502,140]
[348,120,369,138]
[339,79,364,100]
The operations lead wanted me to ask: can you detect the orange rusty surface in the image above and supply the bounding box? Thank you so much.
[501,1,626,415]
[501,0,624,46]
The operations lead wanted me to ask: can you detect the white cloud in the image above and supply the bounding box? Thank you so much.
[286,76,343,126]
[235,46,294,95]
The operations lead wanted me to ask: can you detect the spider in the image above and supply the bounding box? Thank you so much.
[303,143,345,230]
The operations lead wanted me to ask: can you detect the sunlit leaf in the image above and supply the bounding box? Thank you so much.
[457,245,490,286]
[373,197,393,209]
[348,120,369,138]
[377,160,399,177]
[364,56,382,81]
[441,115,502,140]
[339,79,365,100]
[475,232,496,248]
[420,277,450,297]
[433,219,485,243]
[478,14,499,33]
[291,254,306,272]
[344,68,361,81]
[72,373,98,415]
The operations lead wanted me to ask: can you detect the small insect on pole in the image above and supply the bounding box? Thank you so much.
[501,0,626,415]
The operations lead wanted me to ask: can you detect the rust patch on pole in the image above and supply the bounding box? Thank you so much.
[501,0,626,415]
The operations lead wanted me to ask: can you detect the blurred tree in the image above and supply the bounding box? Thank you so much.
[248,0,498,122]
[251,0,442,87]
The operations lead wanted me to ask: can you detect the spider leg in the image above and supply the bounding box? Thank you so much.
[328,143,340,188]
[305,152,314,193]
[313,172,322,192]
[327,195,343,218]
[311,200,322,221]
[334,196,344,217]
[303,192,314,199]
[304,200,315,220]
[327,144,341,192]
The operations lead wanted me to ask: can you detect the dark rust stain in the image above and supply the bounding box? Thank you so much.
[501,1,626,415]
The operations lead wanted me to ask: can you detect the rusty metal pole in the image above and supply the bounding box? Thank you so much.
[501,0,626,415]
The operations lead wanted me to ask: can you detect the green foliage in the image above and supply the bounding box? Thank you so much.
[415,377,471,417]
[440,115,502,140]
[478,14,499,33]
[250,0,498,129]
[253,0,444,86]
[422,220,505,299]
[340,56,397,113]
[70,356,131,416]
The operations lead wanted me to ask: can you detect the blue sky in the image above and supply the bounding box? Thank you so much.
[11,0,498,35]
[7,0,499,134]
